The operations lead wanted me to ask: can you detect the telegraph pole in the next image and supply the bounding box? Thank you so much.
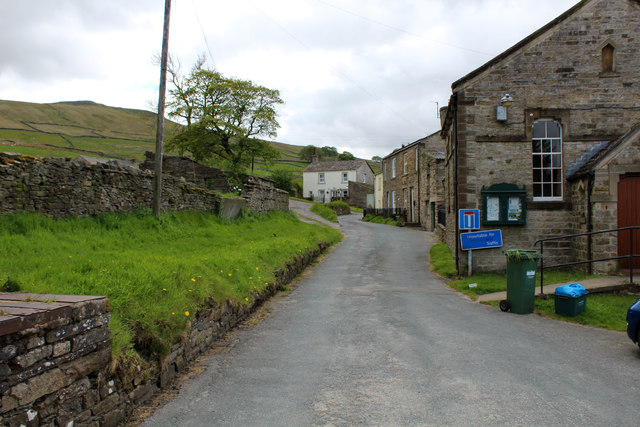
[153,0,171,216]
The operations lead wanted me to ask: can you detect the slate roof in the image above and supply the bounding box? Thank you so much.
[567,124,640,179]
[303,160,370,173]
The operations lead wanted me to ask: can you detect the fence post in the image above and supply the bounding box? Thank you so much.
[540,242,545,295]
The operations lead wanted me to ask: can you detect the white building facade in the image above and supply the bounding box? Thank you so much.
[303,160,374,203]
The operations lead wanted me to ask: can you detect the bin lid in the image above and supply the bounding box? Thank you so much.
[555,283,587,297]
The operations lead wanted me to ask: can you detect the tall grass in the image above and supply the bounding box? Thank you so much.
[0,210,342,362]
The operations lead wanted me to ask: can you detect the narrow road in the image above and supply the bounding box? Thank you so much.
[142,213,640,426]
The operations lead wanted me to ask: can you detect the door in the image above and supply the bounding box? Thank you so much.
[410,187,415,223]
[618,174,640,269]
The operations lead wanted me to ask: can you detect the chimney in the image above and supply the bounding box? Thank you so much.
[311,148,319,164]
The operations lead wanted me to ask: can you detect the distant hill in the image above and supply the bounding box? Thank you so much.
[0,99,310,178]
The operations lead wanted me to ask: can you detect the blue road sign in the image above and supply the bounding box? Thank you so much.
[460,229,503,251]
[458,209,480,230]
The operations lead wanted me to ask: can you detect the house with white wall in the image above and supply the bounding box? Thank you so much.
[303,160,374,203]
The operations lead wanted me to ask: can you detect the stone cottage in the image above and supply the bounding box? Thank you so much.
[382,131,445,228]
[302,160,374,206]
[440,0,640,274]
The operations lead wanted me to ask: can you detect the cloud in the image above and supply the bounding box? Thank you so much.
[0,0,580,159]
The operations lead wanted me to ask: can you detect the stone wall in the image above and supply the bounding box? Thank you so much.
[0,243,330,426]
[241,176,289,213]
[347,181,373,209]
[0,295,112,426]
[0,153,220,217]
[141,151,233,193]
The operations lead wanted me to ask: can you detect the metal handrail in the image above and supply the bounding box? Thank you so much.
[534,226,639,295]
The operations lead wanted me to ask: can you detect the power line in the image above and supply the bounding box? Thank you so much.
[244,0,421,128]
[190,0,217,67]
[312,0,493,57]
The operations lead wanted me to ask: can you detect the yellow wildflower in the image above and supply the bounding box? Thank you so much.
[185,311,190,317]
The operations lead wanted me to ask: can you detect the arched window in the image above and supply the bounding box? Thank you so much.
[602,43,615,73]
[532,120,563,201]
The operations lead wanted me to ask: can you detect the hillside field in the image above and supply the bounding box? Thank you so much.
[0,99,310,178]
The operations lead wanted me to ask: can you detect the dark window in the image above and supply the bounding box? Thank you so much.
[602,43,615,72]
[532,120,563,200]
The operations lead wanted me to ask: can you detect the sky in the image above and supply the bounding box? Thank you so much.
[0,0,580,159]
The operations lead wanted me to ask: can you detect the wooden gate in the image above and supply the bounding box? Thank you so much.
[618,174,640,269]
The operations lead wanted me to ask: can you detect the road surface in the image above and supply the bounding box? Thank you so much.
[142,213,640,426]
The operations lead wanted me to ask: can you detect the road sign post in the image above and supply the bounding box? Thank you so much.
[460,229,503,277]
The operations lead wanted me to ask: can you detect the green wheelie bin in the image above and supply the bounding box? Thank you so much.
[500,250,540,314]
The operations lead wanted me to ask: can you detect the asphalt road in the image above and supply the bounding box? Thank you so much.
[141,213,640,426]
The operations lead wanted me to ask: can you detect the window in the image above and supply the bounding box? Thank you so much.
[342,172,348,183]
[318,172,325,184]
[415,148,419,171]
[342,189,348,197]
[403,153,407,175]
[391,158,396,178]
[391,190,396,209]
[602,43,615,73]
[383,162,387,180]
[532,120,563,200]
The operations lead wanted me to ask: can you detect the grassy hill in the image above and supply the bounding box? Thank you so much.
[0,99,310,178]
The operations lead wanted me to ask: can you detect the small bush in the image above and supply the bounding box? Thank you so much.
[1,277,20,292]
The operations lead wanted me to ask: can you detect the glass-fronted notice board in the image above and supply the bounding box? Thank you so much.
[482,183,526,225]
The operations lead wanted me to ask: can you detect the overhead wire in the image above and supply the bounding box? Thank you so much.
[243,0,423,128]
[190,0,217,67]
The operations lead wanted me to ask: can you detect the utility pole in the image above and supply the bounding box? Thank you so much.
[153,0,171,216]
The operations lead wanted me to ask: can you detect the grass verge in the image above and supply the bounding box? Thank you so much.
[429,239,635,332]
[362,214,402,227]
[0,210,342,363]
[310,203,338,222]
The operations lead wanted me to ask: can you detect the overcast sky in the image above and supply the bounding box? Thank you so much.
[0,0,580,159]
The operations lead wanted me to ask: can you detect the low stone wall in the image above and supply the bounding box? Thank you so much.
[241,176,289,213]
[0,294,112,426]
[0,243,331,426]
[0,153,220,217]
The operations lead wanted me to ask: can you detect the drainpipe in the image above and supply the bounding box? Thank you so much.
[453,93,460,274]
[587,172,594,275]
[417,142,422,226]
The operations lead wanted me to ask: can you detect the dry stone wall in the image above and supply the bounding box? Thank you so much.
[0,153,220,217]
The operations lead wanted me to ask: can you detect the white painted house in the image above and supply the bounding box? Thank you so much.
[303,160,374,203]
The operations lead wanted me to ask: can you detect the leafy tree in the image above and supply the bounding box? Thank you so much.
[299,145,317,162]
[320,146,338,159]
[337,151,356,161]
[271,168,294,193]
[371,155,382,163]
[165,58,283,177]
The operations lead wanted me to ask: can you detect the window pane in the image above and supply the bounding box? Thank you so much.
[553,183,562,197]
[543,169,552,182]
[552,169,562,183]
[543,155,551,168]
[552,155,562,168]
[533,121,546,138]
[542,139,551,152]
[533,155,541,168]
[543,183,552,197]
[552,140,561,153]
[547,122,561,138]
[532,140,542,153]
[534,183,542,197]
[533,169,542,183]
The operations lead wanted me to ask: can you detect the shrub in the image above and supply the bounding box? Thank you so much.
[310,203,338,222]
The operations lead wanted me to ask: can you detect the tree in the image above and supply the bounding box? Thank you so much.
[320,146,338,159]
[298,145,317,162]
[165,59,283,177]
[371,155,382,163]
[337,151,356,161]
[271,168,294,193]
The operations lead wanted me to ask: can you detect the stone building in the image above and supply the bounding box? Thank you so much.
[302,160,374,204]
[382,131,445,227]
[440,0,640,274]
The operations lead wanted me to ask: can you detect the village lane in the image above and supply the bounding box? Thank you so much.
[141,213,640,426]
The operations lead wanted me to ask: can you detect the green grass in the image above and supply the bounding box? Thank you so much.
[362,214,402,227]
[533,294,637,331]
[310,203,338,222]
[429,243,457,278]
[0,210,342,364]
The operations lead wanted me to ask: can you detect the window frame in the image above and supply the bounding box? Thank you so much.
[342,171,349,183]
[532,119,563,201]
[391,158,396,178]
[318,172,325,184]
